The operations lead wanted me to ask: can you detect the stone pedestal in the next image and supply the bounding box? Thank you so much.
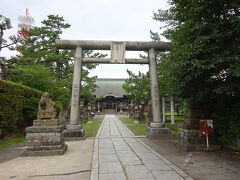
[33,119,60,126]
[147,122,170,138]
[21,120,68,156]
[177,105,220,151]
[145,102,170,138]
[64,124,85,140]
[177,127,220,151]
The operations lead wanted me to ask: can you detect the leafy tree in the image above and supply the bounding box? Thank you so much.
[0,15,12,51]
[16,15,73,86]
[0,15,18,79]
[123,32,178,107]
[153,0,240,103]
[123,70,151,104]
[11,15,106,106]
[150,30,188,114]
[51,87,71,109]
[7,65,55,92]
[154,0,240,142]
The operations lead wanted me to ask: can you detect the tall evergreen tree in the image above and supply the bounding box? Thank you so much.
[17,15,74,87]
[9,15,106,108]
[0,15,18,79]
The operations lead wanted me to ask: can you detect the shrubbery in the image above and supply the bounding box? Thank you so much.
[0,80,43,138]
[213,98,240,145]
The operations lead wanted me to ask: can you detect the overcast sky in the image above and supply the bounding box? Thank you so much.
[1,0,169,78]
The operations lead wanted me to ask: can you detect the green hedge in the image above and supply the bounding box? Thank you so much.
[0,80,43,138]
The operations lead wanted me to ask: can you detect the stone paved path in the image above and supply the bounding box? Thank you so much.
[90,115,193,180]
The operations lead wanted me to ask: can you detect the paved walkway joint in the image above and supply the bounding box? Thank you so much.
[90,115,193,180]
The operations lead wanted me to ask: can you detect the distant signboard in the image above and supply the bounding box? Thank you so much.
[200,120,214,135]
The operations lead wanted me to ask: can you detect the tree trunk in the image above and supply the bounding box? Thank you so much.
[0,62,7,80]
[56,60,63,80]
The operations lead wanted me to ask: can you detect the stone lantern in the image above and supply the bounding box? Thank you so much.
[87,104,93,124]
[97,103,100,113]
[133,104,139,124]
[129,103,134,118]
[120,103,123,114]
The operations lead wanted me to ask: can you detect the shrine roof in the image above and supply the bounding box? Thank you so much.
[93,78,127,98]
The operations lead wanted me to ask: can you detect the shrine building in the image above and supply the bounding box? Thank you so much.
[93,78,130,113]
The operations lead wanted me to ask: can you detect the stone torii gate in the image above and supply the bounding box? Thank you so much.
[56,39,171,138]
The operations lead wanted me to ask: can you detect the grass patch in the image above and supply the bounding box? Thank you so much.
[0,134,25,151]
[120,117,145,125]
[127,125,146,136]
[120,118,146,136]
[166,115,184,121]
[223,144,240,152]
[83,118,103,137]
[165,123,179,136]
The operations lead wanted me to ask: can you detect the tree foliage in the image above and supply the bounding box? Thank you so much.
[0,15,18,80]
[123,70,150,104]
[7,65,55,92]
[6,15,105,108]
[123,34,177,106]
[154,0,240,142]
[16,15,74,86]
[154,0,240,103]
[0,15,12,52]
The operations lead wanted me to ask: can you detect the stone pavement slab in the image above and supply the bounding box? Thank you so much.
[143,159,172,170]
[137,152,159,160]
[99,161,123,174]
[99,148,116,155]
[99,154,119,162]
[0,139,94,180]
[117,150,142,166]
[99,172,127,180]
[90,114,193,180]
[152,170,184,180]
[125,165,155,180]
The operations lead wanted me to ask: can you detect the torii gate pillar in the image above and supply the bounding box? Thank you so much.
[147,48,170,138]
[65,47,85,138]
